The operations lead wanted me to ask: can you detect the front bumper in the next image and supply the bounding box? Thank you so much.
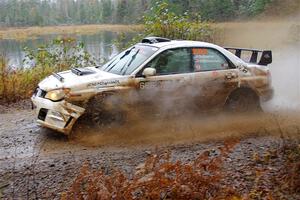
[31,95,85,135]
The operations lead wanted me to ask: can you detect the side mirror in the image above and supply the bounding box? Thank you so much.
[142,68,156,77]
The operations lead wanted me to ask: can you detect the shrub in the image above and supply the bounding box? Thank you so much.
[117,1,216,50]
[0,38,97,103]
[62,140,240,199]
[143,1,214,42]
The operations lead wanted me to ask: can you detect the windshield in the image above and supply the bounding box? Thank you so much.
[101,45,158,75]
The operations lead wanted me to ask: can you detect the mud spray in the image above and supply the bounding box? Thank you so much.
[73,15,300,147]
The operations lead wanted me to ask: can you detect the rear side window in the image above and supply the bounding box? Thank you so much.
[149,48,192,75]
[192,48,229,72]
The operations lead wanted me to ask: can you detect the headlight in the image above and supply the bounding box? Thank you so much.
[45,88,70,101]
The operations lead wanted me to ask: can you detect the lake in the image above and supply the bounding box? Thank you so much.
[0,31,136,68]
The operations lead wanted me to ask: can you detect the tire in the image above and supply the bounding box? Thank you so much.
[85,94,127,127]
[225,89,262,113]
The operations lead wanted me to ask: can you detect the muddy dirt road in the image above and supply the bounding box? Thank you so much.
[1,104,300,199]
[0,19,300,199]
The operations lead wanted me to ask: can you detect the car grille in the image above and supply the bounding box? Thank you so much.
[33,87,47,98]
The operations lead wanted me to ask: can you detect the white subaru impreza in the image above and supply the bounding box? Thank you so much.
[31,37,274,134]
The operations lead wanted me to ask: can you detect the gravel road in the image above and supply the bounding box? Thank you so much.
[0,102,299,199]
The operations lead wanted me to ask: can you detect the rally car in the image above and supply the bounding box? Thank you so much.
[31,37,274,134]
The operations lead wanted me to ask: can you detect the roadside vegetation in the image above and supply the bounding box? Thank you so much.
[115,1,216,50]
[63,139,241,199]
[0,24,142,41]
[0,0,273,27]
[0,38,96,102]
[63,136,300,199]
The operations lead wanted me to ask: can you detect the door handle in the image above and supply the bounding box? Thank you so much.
[225,72,238,80]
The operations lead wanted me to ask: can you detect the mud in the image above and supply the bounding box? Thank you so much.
[0,18,300,199]
[72,112,297,148]
[0,106,300,199]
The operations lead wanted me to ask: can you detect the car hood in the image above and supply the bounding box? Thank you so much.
[38,67,123,91]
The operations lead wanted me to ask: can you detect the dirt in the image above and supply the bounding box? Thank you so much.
[0,101,299,199]
[0,19,300,199]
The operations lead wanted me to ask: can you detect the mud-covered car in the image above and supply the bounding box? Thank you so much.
[31,37,274,134]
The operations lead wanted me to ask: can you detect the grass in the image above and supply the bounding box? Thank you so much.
[62,135,300,199]
[0,24,142,41]
[63,139,241,199]
[0,55,54,102]
[0,37,95,103]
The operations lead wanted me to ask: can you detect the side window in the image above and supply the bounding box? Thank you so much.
[149,48,192,75]
[192,48,229,72]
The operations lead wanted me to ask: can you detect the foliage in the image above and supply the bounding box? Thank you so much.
[0,0,275,27]
[248,138,300,199]
[143,1,214,41]
[24,37,96,71]
[63,139,240,199]
[62,130,300,200]
[0,38,96,102]
[115,1,216,50]
[238,0,272,17]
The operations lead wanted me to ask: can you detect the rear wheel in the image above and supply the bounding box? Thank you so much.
[225,89,262,113]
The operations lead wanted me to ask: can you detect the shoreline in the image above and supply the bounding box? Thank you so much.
[0,24,143,40]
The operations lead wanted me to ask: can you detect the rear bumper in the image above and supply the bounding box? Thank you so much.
[31,96,85,135]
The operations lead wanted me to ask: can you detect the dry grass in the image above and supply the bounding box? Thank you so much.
[63,139,240,200]
[63,135,300,199]
[0,55,54,102]
[0,24,143,41]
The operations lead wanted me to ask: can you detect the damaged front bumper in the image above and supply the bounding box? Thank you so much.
[31,95,85,135]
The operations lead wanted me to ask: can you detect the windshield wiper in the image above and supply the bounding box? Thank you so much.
[121,49,140,75]
[120,47,135,59]
[103,47,135,72]
[102,57,117,71]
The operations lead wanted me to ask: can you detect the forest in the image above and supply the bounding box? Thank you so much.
[0,0,272,26]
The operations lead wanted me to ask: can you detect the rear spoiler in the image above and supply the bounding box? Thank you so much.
[225,47,272,66]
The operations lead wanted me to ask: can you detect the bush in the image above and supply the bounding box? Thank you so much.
[62,140,240,199]
[117,1,216,50]
[0,38,96,103]
[143,1,214,42]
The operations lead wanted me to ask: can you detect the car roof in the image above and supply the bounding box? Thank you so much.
[137,40,219,49]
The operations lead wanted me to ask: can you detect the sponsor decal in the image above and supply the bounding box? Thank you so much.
[87,80,120,88]
[192,48,208,55]
[139,80,182,90]
[139,81,162,89]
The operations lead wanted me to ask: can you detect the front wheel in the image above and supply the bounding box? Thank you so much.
[224,89,262,113]
[85,94,127,127]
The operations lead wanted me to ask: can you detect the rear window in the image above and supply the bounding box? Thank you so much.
[192,48,229,72]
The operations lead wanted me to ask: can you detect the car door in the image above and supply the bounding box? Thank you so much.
[135,48,194,113]
[190,47,239,111]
